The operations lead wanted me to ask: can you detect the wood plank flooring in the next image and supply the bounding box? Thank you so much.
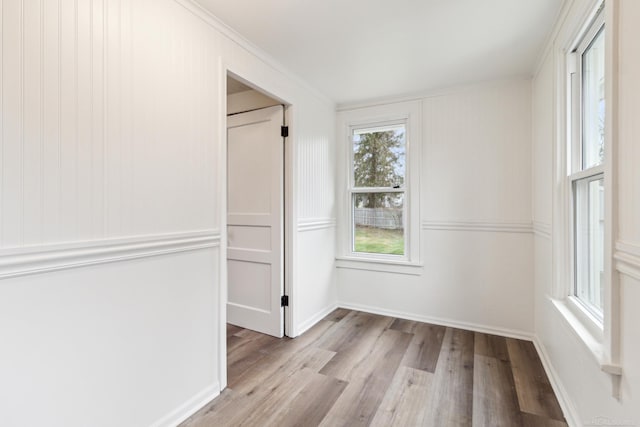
[182,309,567,427]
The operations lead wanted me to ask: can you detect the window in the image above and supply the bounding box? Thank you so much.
[553,0,620,385]
[350,124,406,257]
[569,10,605,322]
[336,100,421,271]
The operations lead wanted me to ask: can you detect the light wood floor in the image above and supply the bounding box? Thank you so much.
[182,309,567,427]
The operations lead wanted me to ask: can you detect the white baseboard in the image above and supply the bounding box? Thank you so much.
[150,382,220,427]
[290,301,581,426]
[295,302,339,336]
[224,299,579,426]
[336,301,534,341]
[532,336,581,427]
[335,303,581,423]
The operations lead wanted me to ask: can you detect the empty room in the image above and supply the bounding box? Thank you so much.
[0,0,639,426]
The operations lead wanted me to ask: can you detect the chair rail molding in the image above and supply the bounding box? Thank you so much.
[297,217,336,232]
[614,241,640,282]
[421,219,534,234]
[0,230,221,280]
[533,221,552,239]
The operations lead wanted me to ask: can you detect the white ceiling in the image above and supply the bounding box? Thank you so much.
[227,76,252,94]
[197,0,564,104]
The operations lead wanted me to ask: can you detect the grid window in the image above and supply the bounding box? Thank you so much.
[350,124,406,257]
[569,11,605,321]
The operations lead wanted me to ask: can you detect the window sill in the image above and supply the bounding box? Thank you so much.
[549,296,621,376]
[335,256,423,276]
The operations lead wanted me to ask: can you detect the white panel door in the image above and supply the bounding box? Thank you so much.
[227,105,284,338]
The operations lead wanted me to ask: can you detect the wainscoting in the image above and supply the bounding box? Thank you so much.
[0,233,221,427]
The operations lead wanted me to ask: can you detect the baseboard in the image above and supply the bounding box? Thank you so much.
[150,382,220,427]
[532,336,581,427]
[336,301,534,341]
[295,302,339,336]
[335,303,582,422]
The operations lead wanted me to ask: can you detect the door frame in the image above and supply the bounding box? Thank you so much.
[217,63,297,390]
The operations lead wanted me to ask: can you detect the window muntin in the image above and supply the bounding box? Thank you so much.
[570,12,605,322]
[350,124,407,257]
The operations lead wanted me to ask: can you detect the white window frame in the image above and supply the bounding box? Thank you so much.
[567,8,606,327]
[552,0,621,386]
[336,101,422,274]
[349,121,408,260]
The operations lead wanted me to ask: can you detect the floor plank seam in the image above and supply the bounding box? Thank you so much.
[186,310,568,427]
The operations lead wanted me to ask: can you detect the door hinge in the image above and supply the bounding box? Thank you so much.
[281,126,289,138]
[281,295,289,307]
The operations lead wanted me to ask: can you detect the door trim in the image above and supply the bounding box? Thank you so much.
[217,62,297,391]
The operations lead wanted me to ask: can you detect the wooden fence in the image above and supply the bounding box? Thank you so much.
[354,208,403,230]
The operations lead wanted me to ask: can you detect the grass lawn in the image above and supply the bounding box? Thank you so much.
[354,226,404,255]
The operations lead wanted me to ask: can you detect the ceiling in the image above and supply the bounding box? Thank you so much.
[198,0,564,104]
[227,76,253,94]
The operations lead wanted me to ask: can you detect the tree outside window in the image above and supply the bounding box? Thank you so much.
[351,125,406,256]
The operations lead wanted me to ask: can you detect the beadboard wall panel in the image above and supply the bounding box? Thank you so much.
[293,94,336,331]
[0,0,337,426]
[337,79,534,335]
[422,80,532,223]
[617,0,640,246]
[0,0,220,249]
[1,0,23,246]
[532,50,554,227]
[296,97,335,221]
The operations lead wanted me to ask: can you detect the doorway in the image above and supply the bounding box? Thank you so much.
[225,75,288,339]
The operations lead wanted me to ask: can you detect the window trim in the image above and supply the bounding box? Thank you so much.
[337,100,422,268]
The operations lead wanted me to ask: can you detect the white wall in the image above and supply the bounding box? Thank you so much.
[0,0,336,425]
[532,0,640,425]
[0,248,220,427]
[616,2,640,420]
[294,97,337,334]
[337,80,534,337]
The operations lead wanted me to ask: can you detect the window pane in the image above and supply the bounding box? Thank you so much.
[575,177,604,317]
[353,192,404,255]
[582,27,605,169]
[353,125,405,188]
